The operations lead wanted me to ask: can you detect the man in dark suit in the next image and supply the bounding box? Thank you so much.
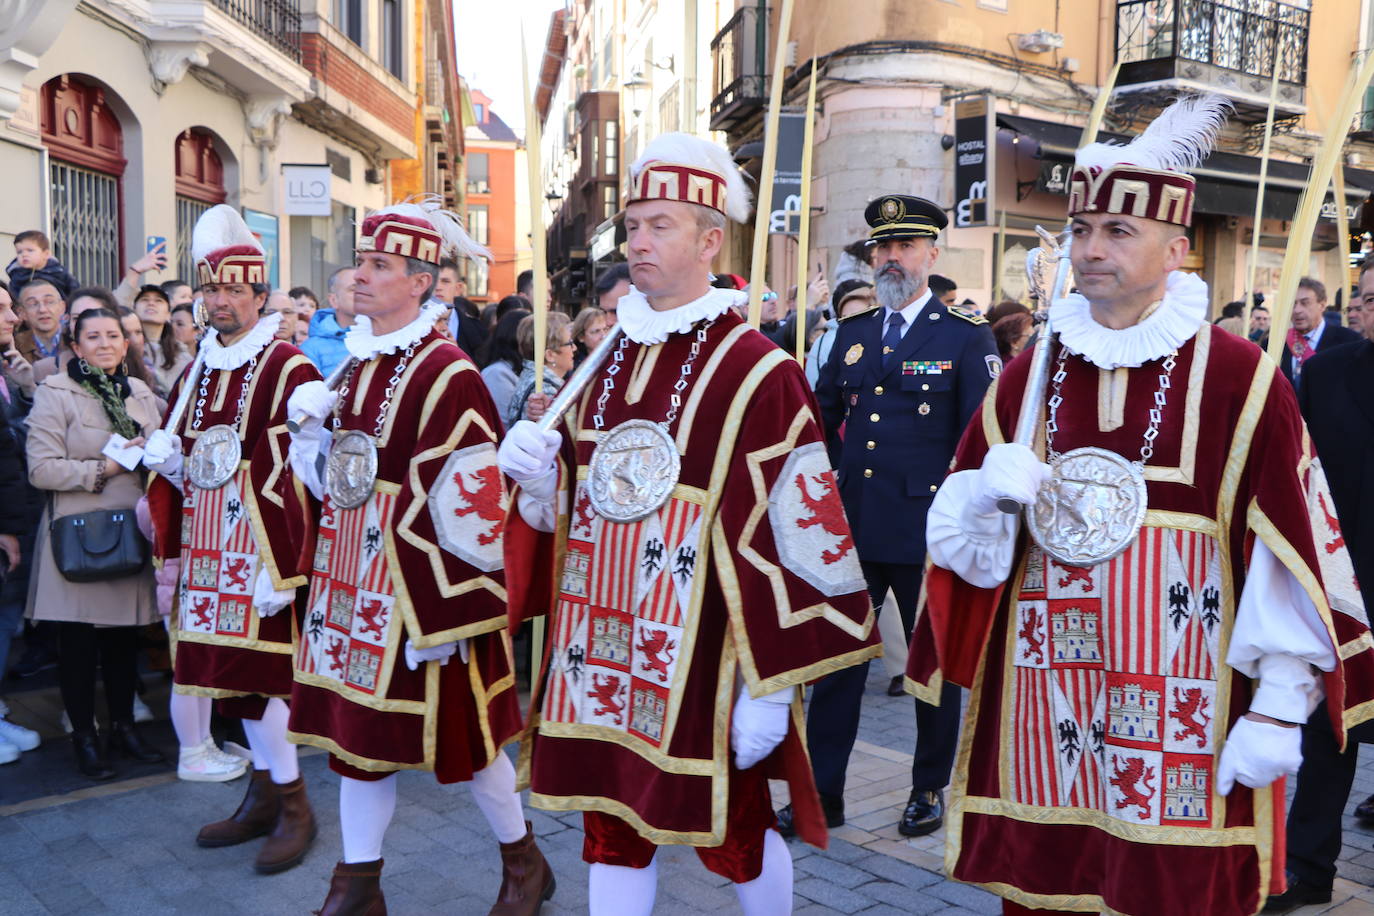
[1277,277,1359,391]
[1265,261,1374,913]
[776,194,997,839]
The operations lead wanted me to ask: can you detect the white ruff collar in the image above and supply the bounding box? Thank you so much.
[1050,271,1209,369]
[346,300,448,360]
[616,286,746,345]
[202,312,281,370]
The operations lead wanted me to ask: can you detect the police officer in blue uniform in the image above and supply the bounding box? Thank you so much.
[777,194,999,839]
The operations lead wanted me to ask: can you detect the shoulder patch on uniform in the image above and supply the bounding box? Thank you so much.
[838,305,880,323]
[946,305,988,325]
[985,354,1002,378]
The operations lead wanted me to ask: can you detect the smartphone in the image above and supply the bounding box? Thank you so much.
[146,236,167,254]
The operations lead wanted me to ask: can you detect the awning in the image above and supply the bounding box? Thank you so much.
[998,114,1374,222]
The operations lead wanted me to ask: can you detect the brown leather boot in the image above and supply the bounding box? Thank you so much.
[488,823,555,916]
[197,769,279,848]
[316,859,386,916]
[254,775,318,874]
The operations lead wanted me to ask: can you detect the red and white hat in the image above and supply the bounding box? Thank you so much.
[1068,95,1230,228]
[357,198,490,265]
[627,132,752,223]
[192,205,266,286]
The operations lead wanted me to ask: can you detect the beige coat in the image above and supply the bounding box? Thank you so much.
[25,371,161,626]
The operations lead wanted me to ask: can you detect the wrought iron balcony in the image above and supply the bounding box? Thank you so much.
[1115,0,1308,116]
[709,4,769,132]
[210,0,302,62]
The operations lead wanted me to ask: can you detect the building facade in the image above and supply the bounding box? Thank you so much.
[462,88,525,304]
[1,0,460,297]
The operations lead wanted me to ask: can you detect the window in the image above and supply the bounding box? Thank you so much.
[473,102,485,123]
[382,0,403,80]
[605,121,618,176]
[176,198,212,283]
[603,186,618,221]
[467,152,490,194]
[465,258,489,299]
[334,0,362,45]
[468,205,489,246]
[601,32,615,87]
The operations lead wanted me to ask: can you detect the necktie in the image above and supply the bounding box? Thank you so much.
[882,311,904,370]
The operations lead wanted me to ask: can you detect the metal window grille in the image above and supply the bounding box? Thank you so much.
[49,160,120,290]
[176,197,213,284]
[1116,0,1309,84]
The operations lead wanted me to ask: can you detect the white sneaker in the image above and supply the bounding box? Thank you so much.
[0,717,39,751]
[0,697,10,718]
[205,741,246,769]
[0,735,17,764]
[133,694,154,723]
[60,710,72,734]
[178,738,249,782]
[222,740,253,761]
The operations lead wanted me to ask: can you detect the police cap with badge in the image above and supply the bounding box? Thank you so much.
[864,195,949,243]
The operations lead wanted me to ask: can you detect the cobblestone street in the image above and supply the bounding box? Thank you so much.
[3,665,1374,914]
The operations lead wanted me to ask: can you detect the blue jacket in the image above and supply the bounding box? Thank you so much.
[816,295,998,565]
[301,308,349,377]
[5,256,78,300]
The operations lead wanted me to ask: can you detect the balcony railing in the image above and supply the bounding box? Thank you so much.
[1116,0,1308,100]
[709,4,769,132]
[210,0,302,62]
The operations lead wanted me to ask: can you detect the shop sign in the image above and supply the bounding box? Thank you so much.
[953,95,995,227]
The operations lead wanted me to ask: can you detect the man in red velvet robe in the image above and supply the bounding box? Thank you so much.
[905,96,1374,916]
[284,202,553,916]
[498,132,880,915]
[143,204,322,874]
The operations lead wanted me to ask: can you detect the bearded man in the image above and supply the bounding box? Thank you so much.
[800,195,998,839]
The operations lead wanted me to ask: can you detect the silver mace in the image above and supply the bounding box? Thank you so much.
[996,224,1073,515]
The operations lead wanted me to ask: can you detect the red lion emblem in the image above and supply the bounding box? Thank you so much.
[793,471,854,565]
[1169,687,1211,748]
[1057,564,1094,591]
[324,638,347,674]
[452,465,506,546]
[223,557,252,590]
[189,596,216,628]
[574,490,595,533]
[1019,606,1045,664]
[357,598,388,639]
[587,674,626,724]
[636,628,677,682]
[1318,492,1346,555]
[1110,756,1155,820]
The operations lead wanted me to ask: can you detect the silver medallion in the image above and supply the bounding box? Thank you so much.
[1026,446,1148,567]
[326,429,379,510]
[586,419,681,523]
[187,424,242,490]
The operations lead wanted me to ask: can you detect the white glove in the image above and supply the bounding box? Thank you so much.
[970,443,1051,516]
[143,428,184,481]
[287,380,337,438]
[497,420,562,482]
[1216,716,1303,796]
[731,685,795,770]
[404,639,466,670]
[252,567,296,618]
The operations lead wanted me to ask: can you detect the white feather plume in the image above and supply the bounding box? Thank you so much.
[372,195,492,262]
[191,204,263,262]
[1075,94,1232,173]
[630,132,753,223]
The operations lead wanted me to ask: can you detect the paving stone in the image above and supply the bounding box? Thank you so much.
[794,876,878,913]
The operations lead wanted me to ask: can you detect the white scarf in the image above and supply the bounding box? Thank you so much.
[201,312,282,370]
[615,285,746,345]
[1049,270,1210,369]
[345,300,449,360]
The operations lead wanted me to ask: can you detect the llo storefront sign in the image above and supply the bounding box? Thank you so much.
[769,111,806,234]
[953,95,995,228]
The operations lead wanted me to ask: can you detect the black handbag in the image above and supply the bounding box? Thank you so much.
[50,506,148,582]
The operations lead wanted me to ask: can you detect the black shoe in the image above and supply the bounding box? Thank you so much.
[1355,793,1374,821]
[775,794,845,838]
[887,676,905,697]
[108,720,165,763]
[898,789,944,837]
[12,646,57,678]
[1263,872,1332,913]
[71,730,115,781]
